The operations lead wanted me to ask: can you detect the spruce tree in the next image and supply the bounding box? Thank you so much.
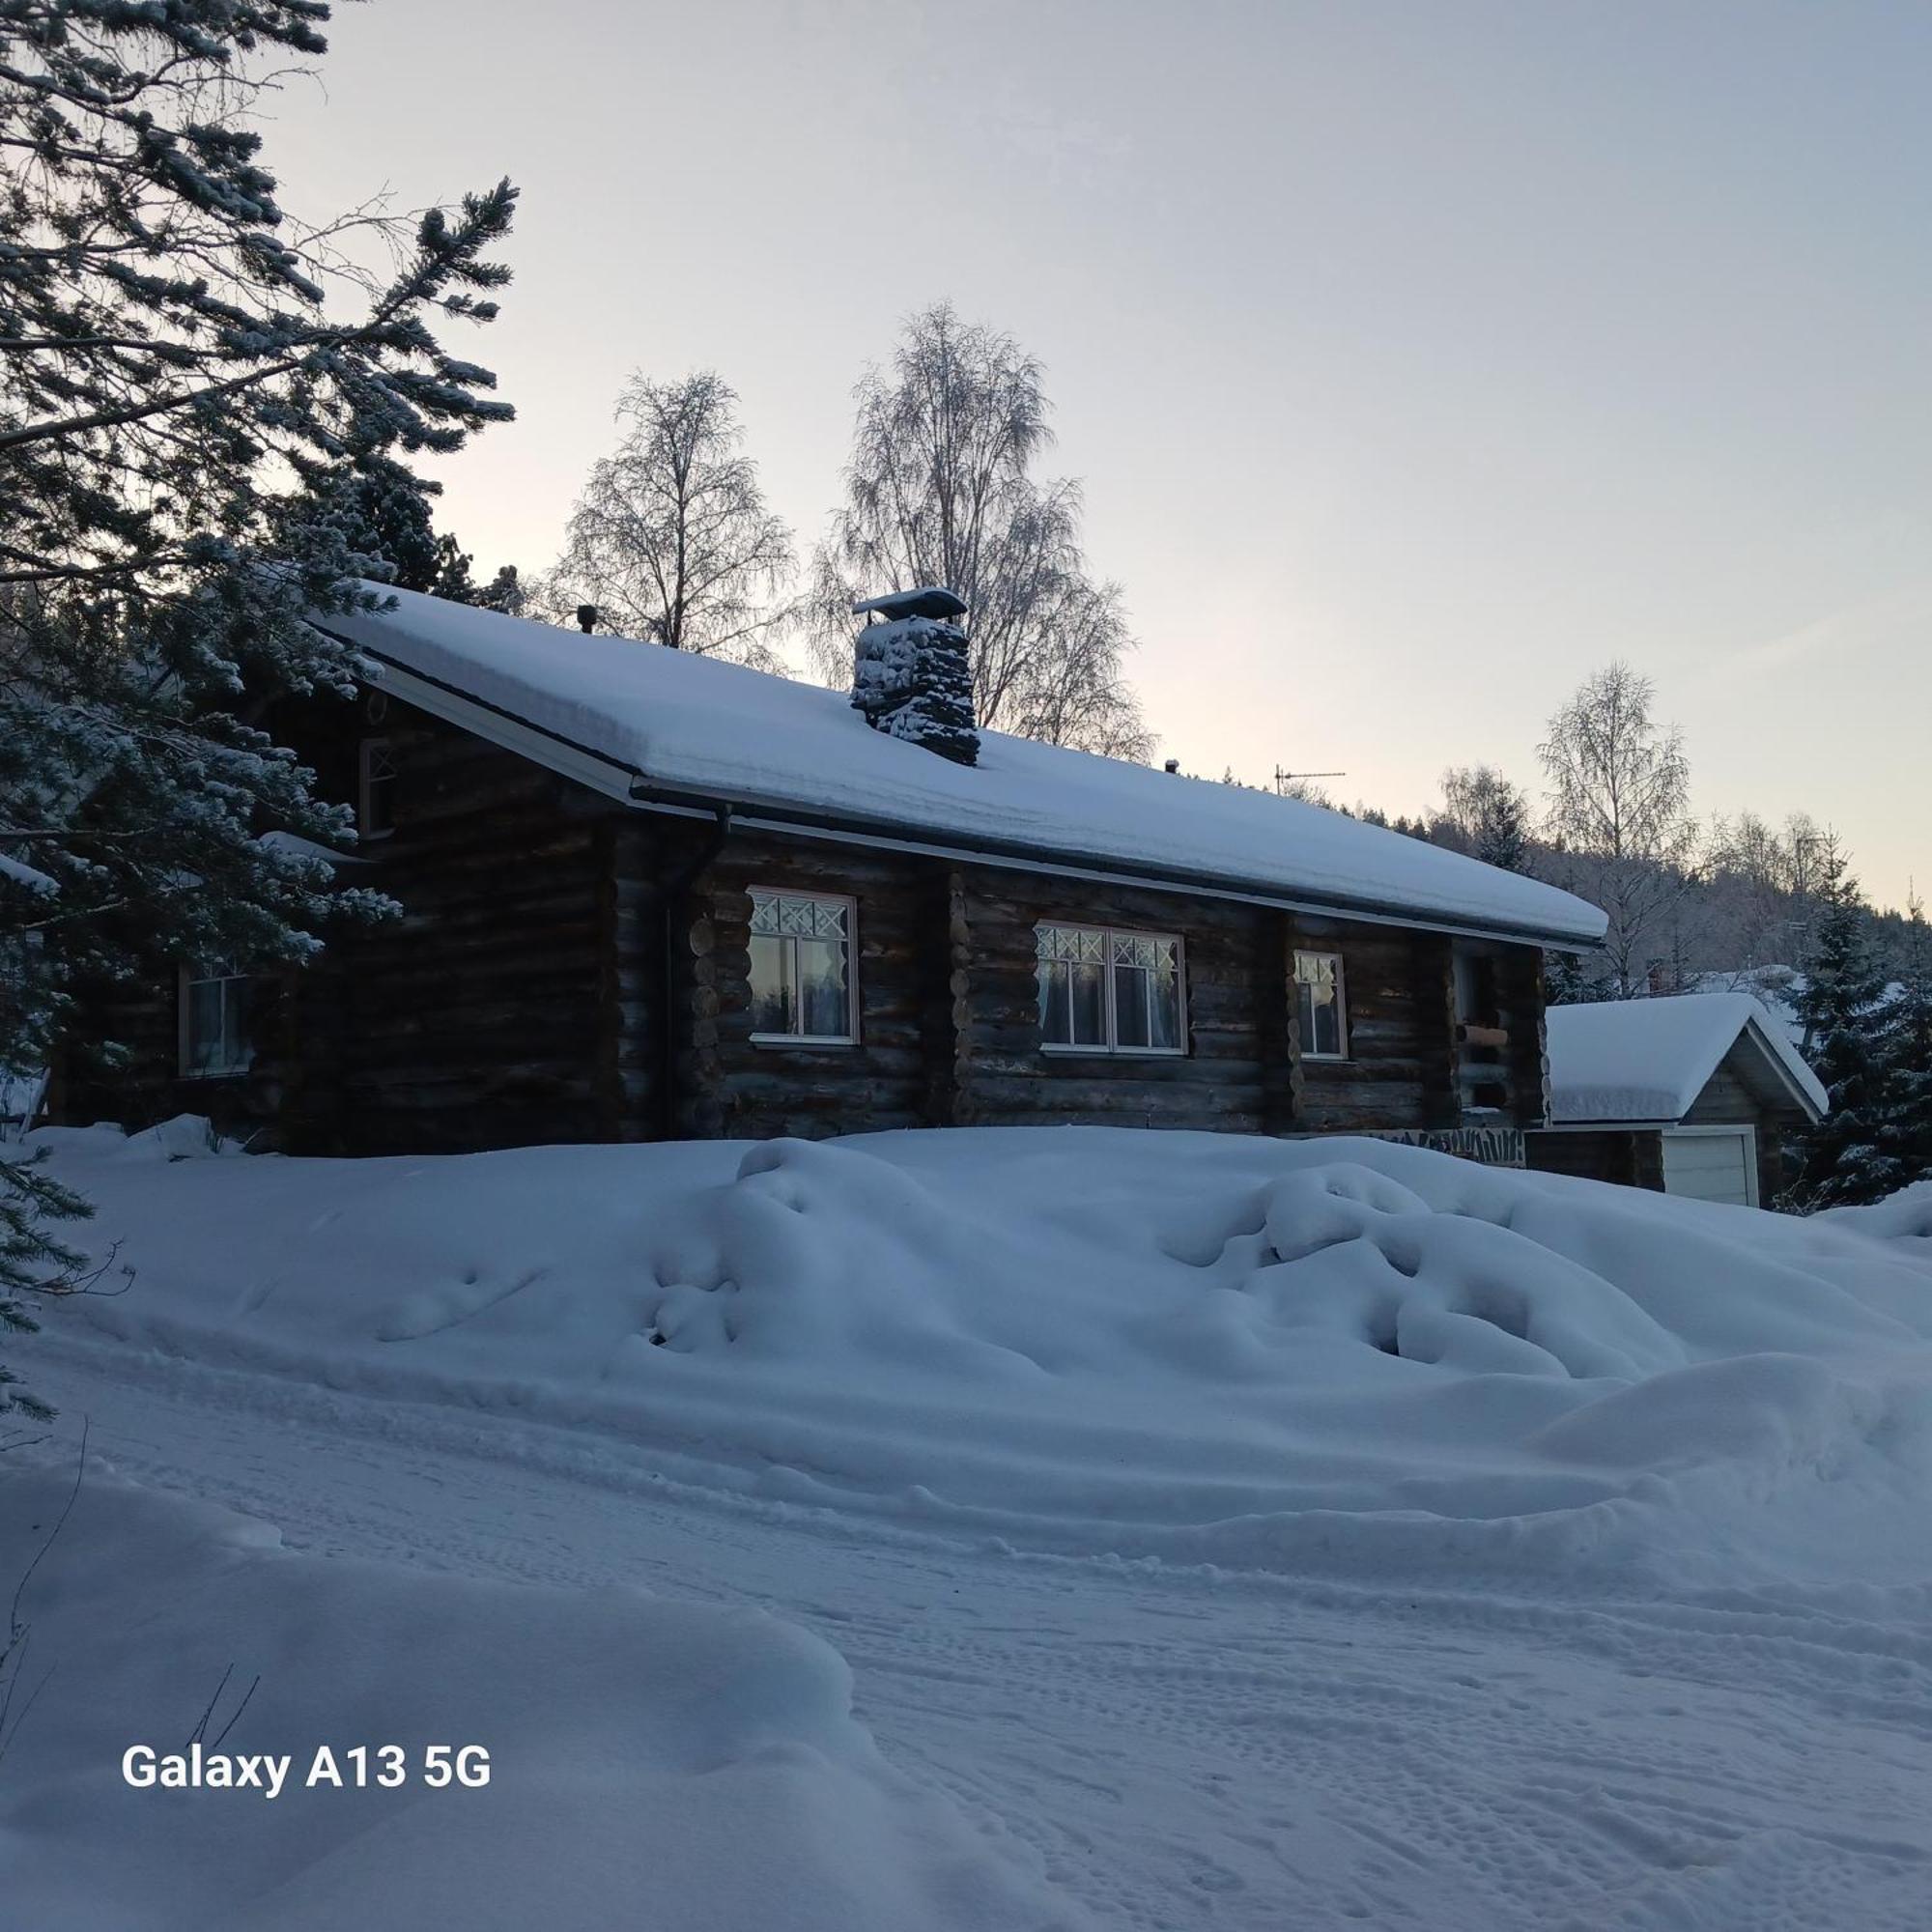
[1545,949,1595,1007]
[1438,765,1531,872]
[292,456,444,593]
[1876,902,1932,1189]
[474,563,526,613]
[1786,863,1904,1208]
[1,0,518,1409]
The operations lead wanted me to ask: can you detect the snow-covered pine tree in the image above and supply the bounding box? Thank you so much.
[852,611,980,765]
[0,1149,86,1424]
[422,535,523,611]
[1875,901,1932,1190]
[1544,948,1598,1007]
[294,457,445,594]
[1785,861,1903,1208]
[1,0,518,1410]
[474,564,526,613]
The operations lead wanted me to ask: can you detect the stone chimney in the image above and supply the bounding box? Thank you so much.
[849,586,979,766]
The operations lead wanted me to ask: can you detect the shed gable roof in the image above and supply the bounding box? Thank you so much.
[1546,992,1828,1125]
[314,587,1608,949]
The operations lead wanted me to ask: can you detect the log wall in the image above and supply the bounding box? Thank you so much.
[300,705,616,1152]
[1525,1127,1663,1190]
[1291,914,1461,1135]
[56,698,1561,1156]
[951,867,1277,1133]
[682,834,940,1141]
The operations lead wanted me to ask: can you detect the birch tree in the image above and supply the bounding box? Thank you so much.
[814,304,1151,758]
[547,372,794,668]
[1539,664,1700,996]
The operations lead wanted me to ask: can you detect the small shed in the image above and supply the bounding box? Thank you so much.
[1527,993,1827,1208]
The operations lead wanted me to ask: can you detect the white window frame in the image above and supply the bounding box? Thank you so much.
[1294,950,1350,1061]
[357,735,396,841]
[1036,922,1188,1058]
[177,963,254,1079]
[747,887,860,1047]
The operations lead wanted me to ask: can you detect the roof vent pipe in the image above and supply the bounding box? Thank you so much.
[1164,758,1179,774]
[576,604,598,635]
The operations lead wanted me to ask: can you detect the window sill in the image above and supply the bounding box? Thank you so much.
[750,1035,858,1050]
[1301,1052,1351,1064]
[178,1067,252,1082]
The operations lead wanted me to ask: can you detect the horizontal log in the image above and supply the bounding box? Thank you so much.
[722,1075,923,1112]
[1300,1056,1430,1087]
[725,1110,928,1140]
[1457,1059,1520,1085]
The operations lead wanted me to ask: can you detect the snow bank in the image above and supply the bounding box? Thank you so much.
[29,1122,1932,1586]
[1546,991,1828,1123]
[0,1460,1080,1932]
[317,585,1606,946]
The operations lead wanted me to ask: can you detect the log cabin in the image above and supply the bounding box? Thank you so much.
[57,585,1607,1161]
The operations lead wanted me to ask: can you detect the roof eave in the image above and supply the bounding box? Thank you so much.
[342,635,1606,954]
[626,778,1605,952]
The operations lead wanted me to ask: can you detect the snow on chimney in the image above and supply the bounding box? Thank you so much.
[849,586,979,766]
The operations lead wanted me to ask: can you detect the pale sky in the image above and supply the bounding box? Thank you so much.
[271,1,1930,909]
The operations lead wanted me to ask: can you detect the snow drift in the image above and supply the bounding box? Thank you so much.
[28,1122,1932,1586]
[0,1461,1081,1932]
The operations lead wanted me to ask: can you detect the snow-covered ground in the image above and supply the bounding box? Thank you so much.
[6,1122,1932,1928]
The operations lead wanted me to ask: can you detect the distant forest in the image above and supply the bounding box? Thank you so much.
[1219,662,1921,1008]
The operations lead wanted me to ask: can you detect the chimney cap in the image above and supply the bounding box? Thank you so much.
[575,604,598,634]
[851,585,967,623]
[1164,757,1180,774]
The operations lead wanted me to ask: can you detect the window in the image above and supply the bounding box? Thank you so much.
[749,890,857,1043]
[179,965,253,1078]
[358,737,396,840]
[1036,923,1185,1054]
[1294,951,1348,1060]
[1454,951,1499,1028]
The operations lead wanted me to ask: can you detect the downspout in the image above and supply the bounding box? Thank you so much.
[657,802,732,1142]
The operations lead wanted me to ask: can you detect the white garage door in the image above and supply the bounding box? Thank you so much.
[1662,1127,1758,1207]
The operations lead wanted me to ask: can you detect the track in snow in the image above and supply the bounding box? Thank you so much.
[26,1330,1932,1932]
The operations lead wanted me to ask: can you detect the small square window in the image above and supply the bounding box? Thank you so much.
[1294,951,1348,1060]
[179,965,253,1078]
[749,890,857,1043]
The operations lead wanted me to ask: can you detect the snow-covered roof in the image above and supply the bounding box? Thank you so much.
[1546,993,1828,1125]
[314,587,1608,947]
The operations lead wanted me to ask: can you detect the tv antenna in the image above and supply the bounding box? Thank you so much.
[1274,764,1346,793]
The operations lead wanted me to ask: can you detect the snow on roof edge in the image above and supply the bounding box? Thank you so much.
[1547,993,1827,1125]
[314,589,1610,949]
